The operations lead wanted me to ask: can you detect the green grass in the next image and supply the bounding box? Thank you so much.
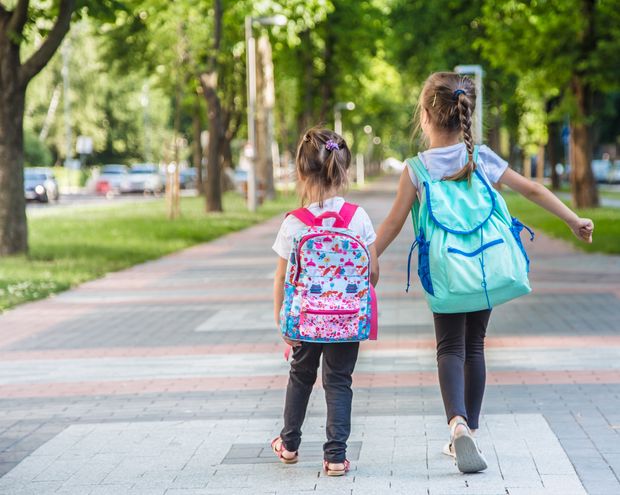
[503,191,620,255]
[556,184,620,200]
[0,192,297,312]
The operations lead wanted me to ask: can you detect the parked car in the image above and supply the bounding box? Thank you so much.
[122,163,165,194]
[24,168,59,203]
[96,164,129,195]
[592,159,612,183]
[608,161,620,184]
[382,156,405,173]
[180,168,198,189]
[233,169,248,194]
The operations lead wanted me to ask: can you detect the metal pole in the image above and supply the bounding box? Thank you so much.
[141,82,151,163]
[334,109,342,135]
[245,16,258,212]
[475,70,483,144]
[62,41,72,167]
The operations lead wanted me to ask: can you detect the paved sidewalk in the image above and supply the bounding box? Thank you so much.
[1,175,620,494]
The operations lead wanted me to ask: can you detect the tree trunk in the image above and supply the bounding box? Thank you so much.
[0,38,28,255]
[487,110,502,154]
[192,94,203,195]
[200,0,223,212]
[319,28,335,123]
[201,75,223,212]
[297,30,314,134]
[220,135,234,192]
[547,120,562,190]
[570,77,599,208]
[255,35,273,201]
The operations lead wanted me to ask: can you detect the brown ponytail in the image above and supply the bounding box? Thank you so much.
[295,127,351,206]
[415,72,477,183]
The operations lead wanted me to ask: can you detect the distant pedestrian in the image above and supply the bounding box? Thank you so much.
[375,72,593,473]
[271,127,379,476]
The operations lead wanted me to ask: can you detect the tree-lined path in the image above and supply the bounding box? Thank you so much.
[0,175,619,494]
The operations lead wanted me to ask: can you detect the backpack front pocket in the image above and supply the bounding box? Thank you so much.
[444,239,507,295]
[299,297,361,341]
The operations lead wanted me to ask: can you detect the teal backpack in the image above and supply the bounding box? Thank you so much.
[406,146,535,314]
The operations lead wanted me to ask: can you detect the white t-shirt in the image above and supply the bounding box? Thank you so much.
[406,143,508,190]
[272,196,377,260]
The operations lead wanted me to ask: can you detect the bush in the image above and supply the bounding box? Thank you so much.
[24,130,53,167]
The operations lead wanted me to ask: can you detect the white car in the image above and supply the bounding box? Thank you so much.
[609,161,620,184]
[24,168,59,202]
[592,159,611,183]
[122,164,165,193]
[382,157,405,173]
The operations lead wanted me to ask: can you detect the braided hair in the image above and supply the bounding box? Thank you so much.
[415,72,477,183]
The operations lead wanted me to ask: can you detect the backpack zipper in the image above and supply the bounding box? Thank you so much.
[303,309,358,315]
[294,232,369,283]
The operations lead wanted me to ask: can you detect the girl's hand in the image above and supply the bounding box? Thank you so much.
[569,217,594,243]
[282,335,301,347]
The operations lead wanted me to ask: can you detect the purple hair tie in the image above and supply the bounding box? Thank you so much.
[325,139,340,152]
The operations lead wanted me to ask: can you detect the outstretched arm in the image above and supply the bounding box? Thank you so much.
[499,168,593,243]
[375,169,418,256]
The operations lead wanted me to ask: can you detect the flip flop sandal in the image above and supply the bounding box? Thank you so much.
[271,437,298,464]
[450,419,487,473]
[442,441,456,458]
[323,459,350,477]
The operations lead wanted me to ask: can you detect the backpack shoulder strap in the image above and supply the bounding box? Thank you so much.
[286,208,315,226]
[406,157,428,238]
[407,155,431,184]
[338,202,358,229]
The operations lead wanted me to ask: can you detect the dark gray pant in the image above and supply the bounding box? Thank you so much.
[280,341,359,462]
[433,309,491,430]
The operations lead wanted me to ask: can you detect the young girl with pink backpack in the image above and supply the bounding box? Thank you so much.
[271,127,379,476]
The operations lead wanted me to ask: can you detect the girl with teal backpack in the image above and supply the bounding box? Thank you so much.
[375,72,594,474]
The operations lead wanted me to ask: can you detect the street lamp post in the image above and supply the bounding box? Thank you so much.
[454,64,483,144]
[334,101,355,135]
[245,14,287,212]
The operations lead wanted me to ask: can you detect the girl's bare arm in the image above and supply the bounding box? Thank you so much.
[369,243,379,286]
[375,169,418,256]
[499,169,593,243]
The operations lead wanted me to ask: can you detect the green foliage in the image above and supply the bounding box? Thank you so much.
[24,19,172,165]
[0,192,297,311]
[386,0,520,155]
[23,129,53,166]
[478,0,620,117]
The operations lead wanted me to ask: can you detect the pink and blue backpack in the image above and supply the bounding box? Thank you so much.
[279,202,378,343]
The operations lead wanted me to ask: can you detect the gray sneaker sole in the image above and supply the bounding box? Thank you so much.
[453,435,488,473]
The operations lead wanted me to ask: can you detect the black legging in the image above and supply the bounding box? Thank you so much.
[433,309,491,430]
[280,341,359,463]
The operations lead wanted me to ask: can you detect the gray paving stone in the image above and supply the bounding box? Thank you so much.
[0,414,587,494]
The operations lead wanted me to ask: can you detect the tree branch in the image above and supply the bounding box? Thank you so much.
[7,0,29,35]
[18,0,74,85]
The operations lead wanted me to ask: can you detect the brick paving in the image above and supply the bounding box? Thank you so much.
[0,175,619,494]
